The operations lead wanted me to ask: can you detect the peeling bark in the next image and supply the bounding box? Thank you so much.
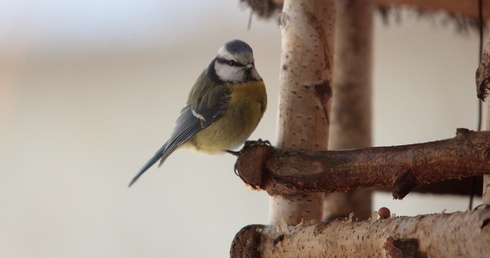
[230,208,490,257]
[236,129,490,198]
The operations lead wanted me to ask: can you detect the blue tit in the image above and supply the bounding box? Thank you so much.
[129,39,267,187]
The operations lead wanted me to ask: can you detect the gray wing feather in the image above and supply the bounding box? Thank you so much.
[129,73,231,187]
[157,105,203,166]
[128,106,203,187]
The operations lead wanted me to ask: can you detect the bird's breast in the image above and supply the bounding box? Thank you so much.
[188,81,267,153]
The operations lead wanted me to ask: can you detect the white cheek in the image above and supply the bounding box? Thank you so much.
[215,63,244,82]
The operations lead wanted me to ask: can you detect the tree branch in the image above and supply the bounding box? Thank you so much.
[241,0,490,21]
[237,129,490,199]
[230,208,490,257]
[377,0,490,21]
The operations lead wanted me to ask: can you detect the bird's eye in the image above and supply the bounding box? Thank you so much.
[227,60,240,66]
[216,58,244,67]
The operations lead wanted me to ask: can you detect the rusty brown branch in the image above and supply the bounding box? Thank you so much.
[237,129,490,199]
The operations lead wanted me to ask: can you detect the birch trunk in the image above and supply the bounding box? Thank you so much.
[324,0,374,221]
[231,209,490,257]
[479,33,490,205]
[270,0,335,225]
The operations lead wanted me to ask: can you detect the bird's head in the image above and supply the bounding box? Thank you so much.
[211,39,262,83]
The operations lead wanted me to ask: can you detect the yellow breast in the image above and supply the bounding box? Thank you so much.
[185,81,267,153]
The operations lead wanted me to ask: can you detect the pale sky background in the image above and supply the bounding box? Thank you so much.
[0,1,486,257]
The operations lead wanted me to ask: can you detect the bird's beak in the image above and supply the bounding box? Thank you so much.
[245,63,254,70]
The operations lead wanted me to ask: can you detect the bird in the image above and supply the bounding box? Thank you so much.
[129,39,267,187]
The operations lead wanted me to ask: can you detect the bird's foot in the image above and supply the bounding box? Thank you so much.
[227,139,271,176]
[226,150,240,156]
[226,139,270,156]
[244,138,271,148]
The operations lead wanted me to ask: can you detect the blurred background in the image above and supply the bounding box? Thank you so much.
[0,1,485,257]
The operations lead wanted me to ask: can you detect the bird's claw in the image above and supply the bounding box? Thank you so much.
[229,139,271,177]
[244,138,271,148]
[226,150,240,156]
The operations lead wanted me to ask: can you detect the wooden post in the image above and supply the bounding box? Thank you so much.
[482,34,490,206]
[270,0,335,225]
[323,0,374,220]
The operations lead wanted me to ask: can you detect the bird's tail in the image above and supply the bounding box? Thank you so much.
[128,143,169,187]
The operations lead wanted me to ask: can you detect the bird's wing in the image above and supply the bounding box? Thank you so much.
[128,106,202,187]
[191,86,231,128]
[157,83,231,164]
[159,105,208,163]
[128,79,231,187]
